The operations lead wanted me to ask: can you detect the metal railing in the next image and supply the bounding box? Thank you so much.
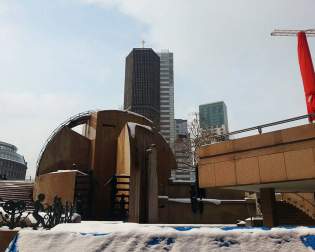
[0,194,76,230]
[204,113,314,145]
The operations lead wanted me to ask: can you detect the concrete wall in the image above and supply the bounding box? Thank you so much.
[38,126,91,176]
[116,124,131,176]
[128,124,175,223]
[160,200,255,224]
[33,171,78,205]
[168,181,245,199]
[198,124,315,188]
[160,182,249,224]
[90,110,154,219]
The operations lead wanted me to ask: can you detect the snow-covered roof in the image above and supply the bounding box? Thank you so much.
[49,170,87,176]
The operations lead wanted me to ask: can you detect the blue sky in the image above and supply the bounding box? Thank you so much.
[0,0,314,177]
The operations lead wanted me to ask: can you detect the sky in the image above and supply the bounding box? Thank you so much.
[0,0,314,178]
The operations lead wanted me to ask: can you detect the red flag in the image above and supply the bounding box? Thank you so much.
[298,32,315,121]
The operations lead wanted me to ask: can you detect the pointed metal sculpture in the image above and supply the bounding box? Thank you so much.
[271,29,315,122]
[297,32,315,122]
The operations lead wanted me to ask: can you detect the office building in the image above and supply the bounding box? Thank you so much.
[158,51,175,150]
[124,48,160,127]
[199,101,229,135]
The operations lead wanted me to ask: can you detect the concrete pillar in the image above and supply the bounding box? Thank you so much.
[146,145,158,223]
[260,188,278,227]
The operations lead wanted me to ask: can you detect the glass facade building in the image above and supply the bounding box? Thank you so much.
[0,141,27,180]
[124,48,160,127]
[199,101,229,134]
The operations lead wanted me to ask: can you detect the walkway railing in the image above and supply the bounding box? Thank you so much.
[203,113,315,144]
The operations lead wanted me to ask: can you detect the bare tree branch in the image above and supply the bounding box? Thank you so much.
[184,112,225,167]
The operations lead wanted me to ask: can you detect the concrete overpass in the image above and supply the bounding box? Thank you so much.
[198,120,315,227]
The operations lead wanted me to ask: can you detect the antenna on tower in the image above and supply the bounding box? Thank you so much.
[141,40,145,48]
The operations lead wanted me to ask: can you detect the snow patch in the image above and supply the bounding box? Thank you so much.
[167,198,222,205]
[50,170,87,175]
[124,110,153,124]
[127,122,152,138]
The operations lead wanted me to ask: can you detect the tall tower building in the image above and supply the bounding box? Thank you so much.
[158,51,175,150]
[199,101,229,135]
[124,48,160,126]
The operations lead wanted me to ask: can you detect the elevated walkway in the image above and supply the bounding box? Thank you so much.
[198,117,315,227]
[198,123,315,192]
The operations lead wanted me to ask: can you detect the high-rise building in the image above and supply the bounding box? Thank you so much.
[199,101,229,135]
[172,119,195,182]
[158,51,175,150]
[124,48,160,127]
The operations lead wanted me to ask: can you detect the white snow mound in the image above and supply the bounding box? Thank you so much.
[7,222,315,252]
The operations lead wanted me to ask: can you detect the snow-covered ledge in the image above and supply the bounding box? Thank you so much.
[5,222,315,251]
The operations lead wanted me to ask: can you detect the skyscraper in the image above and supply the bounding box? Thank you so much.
[199,101,229,135]
[124,48,160,126]
[158,51,175,150]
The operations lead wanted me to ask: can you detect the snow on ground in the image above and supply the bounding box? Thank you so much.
[6,222,315,251]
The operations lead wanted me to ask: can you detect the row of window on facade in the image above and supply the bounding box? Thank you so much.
[0,159,25,168]
[0,168,24,179]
